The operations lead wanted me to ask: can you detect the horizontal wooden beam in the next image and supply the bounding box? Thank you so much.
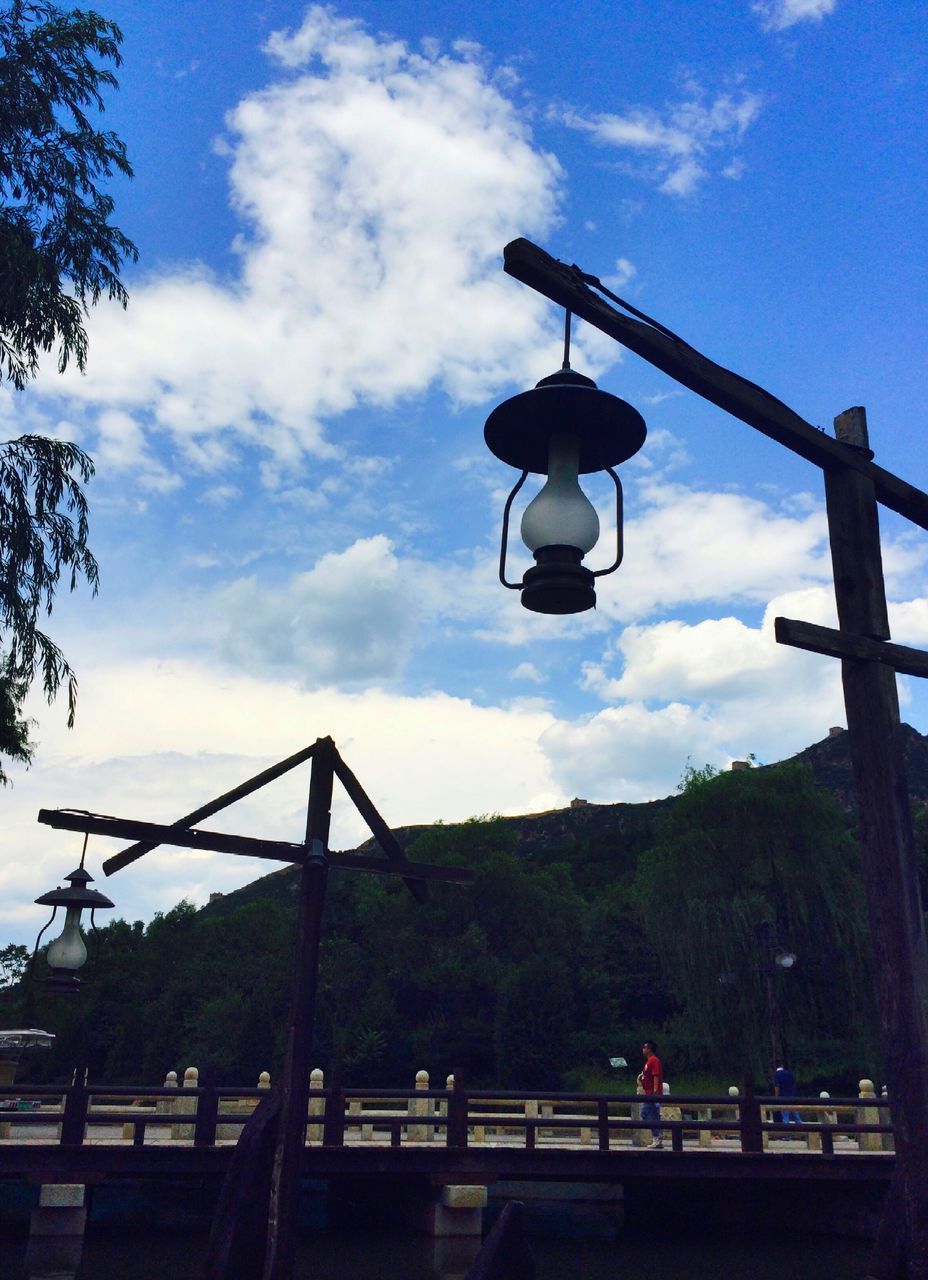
[36,810,473,885]
[327,853,472,885]
[503,239,928,532]
[774,617,928,678]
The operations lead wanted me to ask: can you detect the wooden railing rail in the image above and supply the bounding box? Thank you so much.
[0,1083,895,1155]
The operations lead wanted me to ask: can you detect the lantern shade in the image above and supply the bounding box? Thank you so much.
[34,866,114,912]
[484,368,646,475]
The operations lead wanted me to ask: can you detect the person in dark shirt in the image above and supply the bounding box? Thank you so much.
[638,1040,664,1148]
[774,1064,802,1125]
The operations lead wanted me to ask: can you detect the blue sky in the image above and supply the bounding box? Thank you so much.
[2,0,927,944]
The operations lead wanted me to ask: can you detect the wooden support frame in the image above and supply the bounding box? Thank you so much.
[36,736,473,1280]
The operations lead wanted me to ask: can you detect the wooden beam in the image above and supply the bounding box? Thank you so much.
[99,741,319,877]
[502,239,928,532]
[332,747,429,902]
[327,853,473,885]
[36,808,472,884]
[39,809,308,862]
[774,618,928,679]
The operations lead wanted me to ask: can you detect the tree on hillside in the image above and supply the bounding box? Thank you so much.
[0,3,136,772]
[634,760,875,1080]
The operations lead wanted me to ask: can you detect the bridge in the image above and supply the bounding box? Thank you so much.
[0,1077,895,1187]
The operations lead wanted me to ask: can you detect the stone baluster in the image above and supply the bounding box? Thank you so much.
[408,1069,430,1143]
[661,1081,681,1146]
[308,1068,325,1144]
[857,1078,881,1152]
[171,1066,198,1141]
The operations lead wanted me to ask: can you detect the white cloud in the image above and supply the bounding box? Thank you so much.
[34,7,579,473]
[595,481,831,622]
[206,535,416,684]
[546,589,846,802]
[557,82,762,196]
[752,0,837,33]
[95,410,183,493]
[511,661,546,684]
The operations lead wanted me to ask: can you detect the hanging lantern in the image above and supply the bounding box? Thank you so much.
[33,861,114,994]
[484,313,646,614]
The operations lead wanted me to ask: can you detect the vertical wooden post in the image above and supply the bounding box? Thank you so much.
[60,1067,88,1147]
[263,737,334,1280]
[194,1081,219,1148]
[739,1076,763,1154]
[825,408,928,1279]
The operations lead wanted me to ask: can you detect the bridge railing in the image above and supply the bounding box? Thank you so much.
[0,1080,895,1156]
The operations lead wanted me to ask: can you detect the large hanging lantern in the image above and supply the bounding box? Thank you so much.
[34,857,114,994]
[484,314,646,614]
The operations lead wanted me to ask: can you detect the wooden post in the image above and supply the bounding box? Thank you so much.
[825,408,928,1279]
[738,1076,763,1154]
[263,738,334,1280]
[447,1076,468,1150]
[60,1068,88,1147]
[194,1081,219,1148]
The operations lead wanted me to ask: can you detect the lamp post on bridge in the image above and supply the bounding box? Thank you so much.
[485,238,928,1278]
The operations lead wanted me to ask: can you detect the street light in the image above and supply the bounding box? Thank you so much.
[488,237,928,1274]
[33,860,114,994]
[484,313,646,614]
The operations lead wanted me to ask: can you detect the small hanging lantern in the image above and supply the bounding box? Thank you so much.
[33,843,114,994]
[484,311,646,614]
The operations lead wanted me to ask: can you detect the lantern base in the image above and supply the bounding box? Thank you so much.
[521,546,595,614]
[43,970,81,995]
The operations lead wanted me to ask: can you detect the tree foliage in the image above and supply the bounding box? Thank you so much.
[0,940,28,987]
[634,760,874,1079]
[0,0,137,387]
[0,433,98,729]
[0,798,880,1092]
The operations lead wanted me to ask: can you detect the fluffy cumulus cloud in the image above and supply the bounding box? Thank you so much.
[595,482,831,621]
[207,535,417,684]
[34,7,572,473]
[556,80,762,196]
[752,0,837,33]
[547,587,846,802]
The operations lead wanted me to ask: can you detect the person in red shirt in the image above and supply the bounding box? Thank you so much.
[638,1040,664,1149]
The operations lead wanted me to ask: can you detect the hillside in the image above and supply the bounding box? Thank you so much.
[211,722,928,916]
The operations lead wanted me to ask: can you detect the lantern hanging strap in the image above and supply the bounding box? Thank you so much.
[498,470,530,590]
[31,907,59,962]
[591,467,625,577]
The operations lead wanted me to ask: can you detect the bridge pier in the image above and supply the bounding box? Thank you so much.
[416,1183,488,1237]
[23,1183,88,1280]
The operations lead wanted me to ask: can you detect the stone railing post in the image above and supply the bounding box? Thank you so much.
[171,1066,198,1141]
[723,1086,740,1149]
[407,1069,430,1142]
[857,1078,881,1152]
[661,1082,681,1149]
[434,1073,452,1141]
[308,1068,324,1144]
